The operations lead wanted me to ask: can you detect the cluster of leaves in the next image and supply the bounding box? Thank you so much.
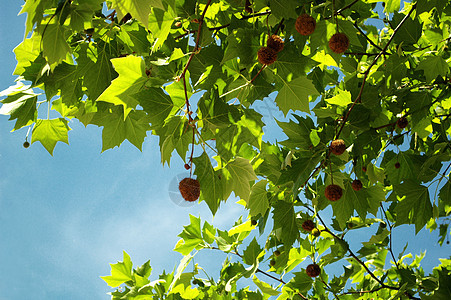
[2,0,451,299]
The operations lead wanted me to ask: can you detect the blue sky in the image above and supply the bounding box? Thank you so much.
[0,1,450,300]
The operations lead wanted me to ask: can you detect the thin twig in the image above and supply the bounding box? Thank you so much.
[352,21,384,52]
[325,0,360,20]
[380,204,400,269]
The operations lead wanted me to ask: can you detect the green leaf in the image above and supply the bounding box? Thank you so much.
[286,272,313,293]
[31,118,71,155]
[193,152,224,215]
[272,201,299,247]
[38,23,71,70]
[325,89,352,107]
[132,87,178,125]
[97,55,147,117]
[275,76,319,115]
[110,0,165,29]
[416,56,449,83]
[174,215,204,255]
[0,83,38,131]
[253,276,280,296]
[268,0,297,19]
[247,180,269,217]
[225,157,258,201]
[243,237,263,265]
[148,7,175,51]
[394,180,433,233]
[101,251,133,287]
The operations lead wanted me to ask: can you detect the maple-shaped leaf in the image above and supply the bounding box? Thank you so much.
[272,201,299,247]
[101,251,133,288]
[76,42,118,101]
[109,0,164,29]
[154,116,191,165]
[38,23,71,70]
[148,7,176,50]
[31,118,71,155]
[0,83,38,131]
[193,152,224,215]
[247,180,269,217]
[41,62,82,106]
[174,215,204,255]
[97,55,147,118]
[12,34,41,79]
[225,157,258,201]
[394,180,433,233]
[268,0,298,19]
[275,76,319,115]
[243,237,263,265]
[336,181,371,226]
[416,56,450,83]
[133,87,179,126]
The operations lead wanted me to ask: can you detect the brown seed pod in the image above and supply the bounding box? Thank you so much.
[274,250,281,257]
[330,139,346,155]
[302,220,315,232]
[23,141,30,148]
[270,259,276,266]
[395,162,401,169]
[295,14,316,36]
[179,178,200,202]
[362,166,367,172]
[311,228,321,237]
[267,34,284,53]
[306,263,321,277]
[251,219,257,226]
[351,179,363,191]
[257,46,278,65]
[397,117,408,129]
[329,33,349,54]
[325,184,343,201]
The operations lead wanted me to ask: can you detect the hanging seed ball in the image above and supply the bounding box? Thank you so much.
[362,166,367,172]
[270,259,276,266]
[395,162,401,169]
[251,219,257,226]
[274,250,281,257]
[23,141,30,148]
[351,179,363,191]
[397,117,408,129]
[179,178,200,202]
[330,139,346,155]
[329,33,350,54]
[295,14,316,36]
[311,228,321,237]
[302,220,315,232]
[306,263,321,277]
[267,34,284,53]
[325,184,343,201]
[257,46,278,65]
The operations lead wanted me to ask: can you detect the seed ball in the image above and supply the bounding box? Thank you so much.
[267,34,284,53]
[362,166,367,172]
[351,179,363,191]
[270,259,276,266]
[274,250,281,257]
[302,220,315,232]
[379,222,387,229]
[311,228,321,237]
[23,141,30,148]
[257,46,278,65]
[179,178,200,202]
[347,222,354,229]
[395,162,401,169]
[325,184,343,201]
[397,117,408,129]
[295,14,316,36]
[306,263,321,277]
[329,33,349,54]
[251,219,257,226]
[184,163,191,170]
[330,139,346,155]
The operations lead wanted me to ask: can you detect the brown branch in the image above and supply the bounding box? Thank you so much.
[380,204,400,270]
[335,3,417,139]
[344,52,379,56]
[352,21,385,52]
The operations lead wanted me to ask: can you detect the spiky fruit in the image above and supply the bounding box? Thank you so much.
[23,141,30,148]
[274,250,281,257]
[270,259,276,266]
[329,33,349,54]
[351,179,363,191]
[257,47,277,65]
[302,220,315,232]
[330,139,346,155]
[179,178,200,202]
[267,34,284,53]
[306,263,321,277]
[311,228,321,237]
[395,162,401,169]
[295,14,316,36]
[397,117,408,129]
[325,184,343,201]
[251,219,257,226]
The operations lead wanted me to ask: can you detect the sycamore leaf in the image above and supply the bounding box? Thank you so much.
[225,157,258,201]
[275,76,319,115]
[193,152,224,215]
[0,83,38,131]
[101,251,133,288]
[326,89,352,107]
[109,0,165,29]
[416,56,449,83]
[148,7,175,51]
[243,237,263,265]
[394,180,433,233]
[253,276,280,296]
[31,118,71,155]
[97,55,147,118]
[174,215,204,255]
[272,201,299,247]
[133,87,177,125]
[268,0,297,19]
[247,180,269,217]
[39,23,71,70]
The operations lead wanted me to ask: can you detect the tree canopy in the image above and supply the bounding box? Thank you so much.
[1,0,451,299]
